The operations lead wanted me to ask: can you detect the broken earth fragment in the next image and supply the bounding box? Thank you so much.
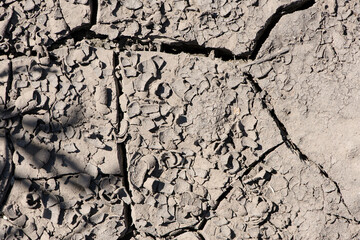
[1,1,360,239]
[121,51,283,237]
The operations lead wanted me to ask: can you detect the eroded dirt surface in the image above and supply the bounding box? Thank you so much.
[0,0,360,239]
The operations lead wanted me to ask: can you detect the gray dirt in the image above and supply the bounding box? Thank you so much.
[0,0,359,239]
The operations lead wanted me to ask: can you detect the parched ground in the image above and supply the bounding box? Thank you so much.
[0,0,360,239]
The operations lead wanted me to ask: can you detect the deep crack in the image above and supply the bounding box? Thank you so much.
[249,0,316,59]
[113,50,134,236]
[89,0,98,26]
[2,0,358,238]
[0,60,14,212]
[0,130,14,212]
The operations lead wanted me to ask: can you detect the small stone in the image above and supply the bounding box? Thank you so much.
[79,203,93,215]
[134,72,153,91]
[23,0,35,11]
[159,182,174,195]
[174,178,191,193]
[90,212,106,224]
[15,80,29,88]
[241,136,258,149]
[120,57,132,67]
[95,86,108,105]
[22,115,38,133]
[141,104,159,115]
[29,65,43,81]
[219,225,232,238]
[241,115,257,131]
[128,102,141,118]
[65,126,75,139]
[124,67,137,77]
[130,161,147,188]
[123,0,143,10]
[141,118,156,132]
[175,232,201,240]
[54,101,66,111]
[172,80,189,99]
[118,119,129,137]
[12,214,27,227]
[220,3,232,17]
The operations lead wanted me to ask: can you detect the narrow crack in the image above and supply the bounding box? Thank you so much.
[2,0,316,61]
[240,142,285,178]
[216,142,284,209]
[244,72,359,222]
[113,50,134,237]
[0,60,15,212]
[13,172,94,181]
[196,142,284,234]
[1,1,348,238]
[4,60,12,105]
[161,225,205,239]
[0,130,14,212]
[326,213,359,224]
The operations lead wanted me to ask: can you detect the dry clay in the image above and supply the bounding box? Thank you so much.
[0,0,360,239]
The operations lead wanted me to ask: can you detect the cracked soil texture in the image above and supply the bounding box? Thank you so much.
[0,0,360,239]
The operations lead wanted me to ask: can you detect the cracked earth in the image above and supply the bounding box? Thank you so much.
[0,0,360,239]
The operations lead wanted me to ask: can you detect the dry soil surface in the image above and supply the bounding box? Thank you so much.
[0,0,360,239]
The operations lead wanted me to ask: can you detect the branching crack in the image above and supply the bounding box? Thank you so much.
[197,142,284,234]
[244,72,359,223]
[2,1,348,239]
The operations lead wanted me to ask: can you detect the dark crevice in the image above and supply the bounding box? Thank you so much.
[161,225,206,240]
[47,30,108,53]
[240,142,284,178]
[212,142,284,211]
[249,0,316,60]
[13,172,90,181]
[197,142,284,233]
[117,142,133,230]
[0,60,14,212]
[244,72,359,222]
[48,0,103,52]
[121,225,136,240]
[113,51,134,236]
[113,35,249,61]
[0,130,15,213]
[326,213,359,224]
[89,0,98,26]
[160,40,242,61]
[4,60,12,105]
[2,0,315,62]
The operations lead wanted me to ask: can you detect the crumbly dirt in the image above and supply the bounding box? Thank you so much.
[0,0,359,239]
